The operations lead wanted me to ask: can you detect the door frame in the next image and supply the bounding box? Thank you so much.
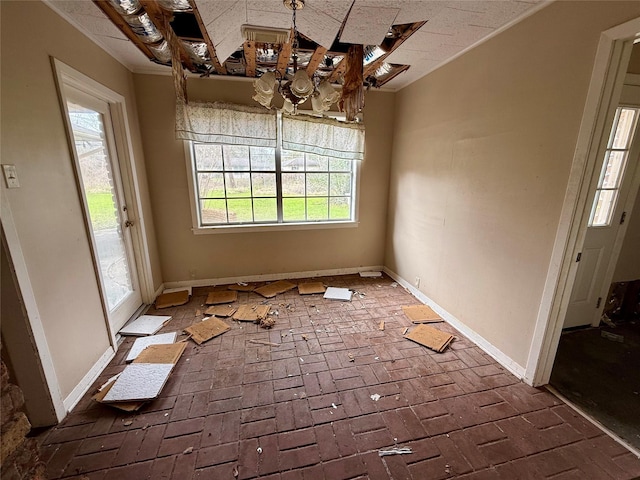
[52,58,155,346]
[525,19,640,386]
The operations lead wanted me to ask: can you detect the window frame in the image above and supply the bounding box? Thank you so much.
[184,114,361,234]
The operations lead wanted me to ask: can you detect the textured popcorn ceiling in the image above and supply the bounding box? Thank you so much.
[46,0,547,90]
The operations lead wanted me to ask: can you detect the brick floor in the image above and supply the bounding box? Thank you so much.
[37,274,640,479]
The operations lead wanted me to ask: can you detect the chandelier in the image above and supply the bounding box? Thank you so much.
[252,0,341,115]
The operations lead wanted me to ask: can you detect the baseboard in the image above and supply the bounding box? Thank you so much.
[383,267,527,380]
[163,266,385,289]
[63,346,115,413]
[153,283,165,299]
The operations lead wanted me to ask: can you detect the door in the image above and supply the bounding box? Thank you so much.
[64,88,142,333]
[564,102,640,328]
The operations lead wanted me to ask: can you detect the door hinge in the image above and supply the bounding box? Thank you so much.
[576,252,582,262]
[620,211,627,225]
[596,297,602,309]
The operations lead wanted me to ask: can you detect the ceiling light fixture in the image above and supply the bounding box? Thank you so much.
[252,0,340,115]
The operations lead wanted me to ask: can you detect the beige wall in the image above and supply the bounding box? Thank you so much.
[0,1,161,400]
[386,1,640,368]
[133,75,393,282]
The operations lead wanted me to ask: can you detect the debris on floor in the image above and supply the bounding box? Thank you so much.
[379,321,385,331]
[205,290,238,305]
[254,280,297,298]
[323,287,352,301]
[233,304,271,322]
[119,315,172,336]
[402,327,409,335]
[134,343,186,364]
[184,316,231,344]
[125,332,177,362]
[370,394,381,401]
[259,316,276,329]
[298,282,326,295]
[347,353,355,362]
[601,330,624,343]
[248,339,280,347]
[205,304,237,317]
[378,447,412,456]
[360,271,382,278]
[405,324,454,353]
[402,304,443,323]
[155,289,190,309]
[228,282,257,292]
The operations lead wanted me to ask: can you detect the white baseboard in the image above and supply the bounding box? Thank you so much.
[153,283,165,299]
[383,267,527,380]
[63,346,115,413]
[163,265,385,289]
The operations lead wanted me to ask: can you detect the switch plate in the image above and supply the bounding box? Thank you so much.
[2,165,20,188]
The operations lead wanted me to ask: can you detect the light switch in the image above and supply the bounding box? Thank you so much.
[2,165,20,188]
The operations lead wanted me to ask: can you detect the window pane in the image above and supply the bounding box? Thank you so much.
[227,198,253,222]
[194,144,223,170]
[253,198,277,221]
[307,197,328,220]
[330,197,351,220]
[282,150,304,171]
[330,173,352,196]
[306,154,328,171]
[252,173,276,196]
[250,147,275,171]
[329,158,351,171]
[283,197,305,221]
[201,199,227,224]
[600,151,626,189]
[282,173,305,196]
[197,173,224,198]
[591,190,617,226]
[610,108,638,149]
[307,173,328,196]
[223,145,250,170]
[224,172,251,197]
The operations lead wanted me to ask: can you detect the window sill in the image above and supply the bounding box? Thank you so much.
[191,220,359,235]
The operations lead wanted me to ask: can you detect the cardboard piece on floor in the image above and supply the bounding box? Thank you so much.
[93,376,144,412]
[119,315,172,336]
[205,305,237,317]
[405,324,454,353]
[164,286,192,296]
[125,332,177,363]
[205,290,238,305]
[155,290,189,309]
[184,317,230,344]
[298,282,326,295]
[324,287,352,301]
[134,343,186,364]
[360,271,383,278]
[233,304,271,322]
[102,363,174,402]
[228,283,257,292]
[254,280,297,298]
[402,305,443,323]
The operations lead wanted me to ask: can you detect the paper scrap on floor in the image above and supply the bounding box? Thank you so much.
[254,280,297,298]
[233,304,271,321]
[93,374,144,412]
[134,343,186,364]
[324,287,352,301]
[402,304,443,323]
[205,290,238,305]
[119,315,172,336]
[228,283,257,292]
[184,317,230,344]
[125,332,177,362]
[155,290,189,309]
[298,282,326,295]
[405,324,454,353]
[102,363,174,402]
[360,271,382,278]
[205,304,237,317]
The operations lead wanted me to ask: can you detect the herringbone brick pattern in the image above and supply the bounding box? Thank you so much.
[37,274,640,479]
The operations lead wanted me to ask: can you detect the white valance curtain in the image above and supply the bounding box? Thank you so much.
[176,101,277,147]
[282,114,365,161]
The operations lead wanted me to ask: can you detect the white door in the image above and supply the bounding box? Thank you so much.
[564,101,640,328]
[63,88,143,333]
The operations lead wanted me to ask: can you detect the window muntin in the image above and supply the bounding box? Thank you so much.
[589,107,639,227]
[191,134,357,227]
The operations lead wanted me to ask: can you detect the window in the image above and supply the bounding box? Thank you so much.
[187,114,359,229]
[589,107,639,226]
